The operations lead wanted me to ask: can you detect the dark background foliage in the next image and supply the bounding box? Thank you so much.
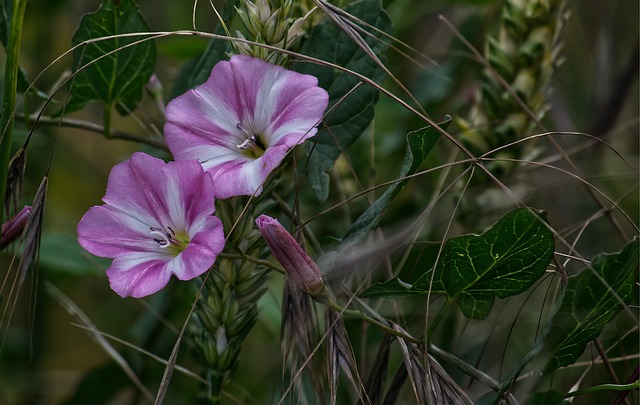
[0,0,637,403]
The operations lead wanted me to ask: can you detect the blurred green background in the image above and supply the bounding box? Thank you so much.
[0,0,637,403]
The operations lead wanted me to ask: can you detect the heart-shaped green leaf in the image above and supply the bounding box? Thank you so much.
[66,0,156,116]
[362,208,555,320]
[540,238,638,374]
[295,0,392,202]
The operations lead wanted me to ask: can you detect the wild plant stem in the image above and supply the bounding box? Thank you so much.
[15,112,168,150]
[217,252,282,272]
[426,299,451,341]
[325,298,421,343]
[0,0,28,229]
[207,370,224,405]
[593,338,631,405]
[564,381,640,399]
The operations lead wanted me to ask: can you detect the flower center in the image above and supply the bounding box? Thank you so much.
[150,226,189,254]
[236,123,267,159]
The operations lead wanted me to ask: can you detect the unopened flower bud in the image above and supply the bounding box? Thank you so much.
[0,206,31,251]
[146,73,163,98]
[255,215,324,296]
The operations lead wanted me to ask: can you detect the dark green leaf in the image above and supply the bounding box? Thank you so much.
[441,209,553,295]
[456,292,495,319]
[296,0,392,201]
[169,0,238,98]
[362,208,555,320]
[525,390,569,405]
[66,0,156,115]
[342,118,448,248]
[540,238,638,374]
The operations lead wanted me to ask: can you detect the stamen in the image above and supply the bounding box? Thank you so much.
[148,226,190,252]
[235,122,267,157]
[150,228,171,248]
[236,135,256,150]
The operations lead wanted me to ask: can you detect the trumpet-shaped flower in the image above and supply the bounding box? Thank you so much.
[256,215,324,296]
[164,54,329,199]
[78,153,225,298]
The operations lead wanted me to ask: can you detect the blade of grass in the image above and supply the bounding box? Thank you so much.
[46,282,154,402]
[0,0,27,229]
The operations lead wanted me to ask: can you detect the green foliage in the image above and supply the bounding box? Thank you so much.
[65,362,130,405]
[540,238,638,374]
[66,0,156,116]
[0,0,29,93]
[295,0,392,201]
[39,233,106,276]
[342,118,448,248]
[456,0,566,177]
[169,0,238,98]
[2,0,637,403]
[525,390,569,405]
[0,0,9,46]
[362,208,555,319]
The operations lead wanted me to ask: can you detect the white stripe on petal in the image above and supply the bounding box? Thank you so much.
[163,169,186,227]
[253,69,283,132]
[164,256,187,278]
[194,88,244,142]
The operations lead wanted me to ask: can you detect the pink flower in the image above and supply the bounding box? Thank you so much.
[77,153,225,298]
[255,215,324,296]
[0,206,31,251]
[164,54,329,199]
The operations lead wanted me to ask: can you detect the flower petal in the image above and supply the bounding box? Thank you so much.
[78,205,163,257]
[164,55,329,199]
[102,152,174,227]
[107,253,172,298]
[78,152,226,298]
[208,143,289,198]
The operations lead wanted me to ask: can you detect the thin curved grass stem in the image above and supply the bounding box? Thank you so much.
[0,0,28,229]
[325,298,421,343]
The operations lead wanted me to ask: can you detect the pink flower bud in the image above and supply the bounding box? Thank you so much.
[0,206,31,251]
[255,215,324,296]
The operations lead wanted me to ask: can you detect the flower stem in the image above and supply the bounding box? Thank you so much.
[0,0,28,230]
[564,381,640,399]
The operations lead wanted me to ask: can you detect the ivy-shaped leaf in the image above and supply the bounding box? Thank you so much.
[341,118,448,248]
[66,0,156,116]
[540,238,638,374]
[296,0,392,202]
[362,208,555,320]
